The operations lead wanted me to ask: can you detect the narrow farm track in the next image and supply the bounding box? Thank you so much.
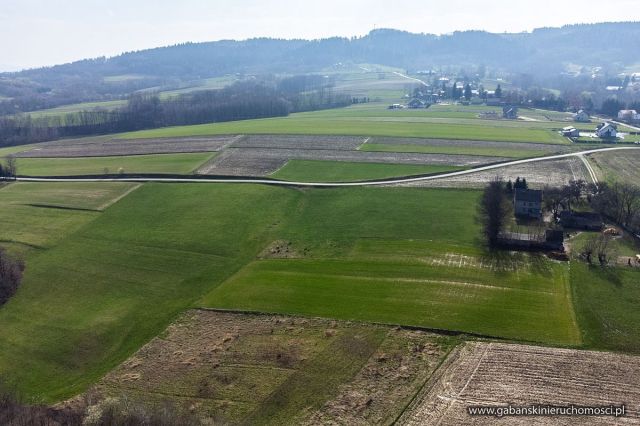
[578,154,599,185]
[7,146,640,187]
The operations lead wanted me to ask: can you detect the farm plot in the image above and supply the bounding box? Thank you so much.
[271,160,461,182]
[11,135,236,158]
[15,152,214,176]
[87,310,454,425]
[202,188,581,345]
[231,134,366,150]
[398,342,640,425]
[0,182,138,256]
[571,262,640,353]
[196,147,501,176]
[395,157,590,189]
[0,184,301,402]
[361,137,574,158]
[588,149,640,185]
[119,105,569,144]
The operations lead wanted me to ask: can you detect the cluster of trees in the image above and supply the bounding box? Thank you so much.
[0,387,202,426]
[580,233,616,266]
[544,179,640,231]
[590,182,640,231]
[0,157,17,178]
[0,80,352,147]
[0,249,24,307]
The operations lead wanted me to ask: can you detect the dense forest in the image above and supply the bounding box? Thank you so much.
[0,78,352,147]
[1,22,639,115]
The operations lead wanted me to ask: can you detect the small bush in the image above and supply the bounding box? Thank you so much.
[0,249,24,307]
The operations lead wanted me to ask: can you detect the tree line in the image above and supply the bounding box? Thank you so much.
[0,249,23,307]
[0,80,352,147]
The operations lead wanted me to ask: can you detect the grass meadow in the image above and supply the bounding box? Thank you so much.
[15,152,214,176]
[117,103,571,144]
[271,160,462,182]
[0,183,583,403]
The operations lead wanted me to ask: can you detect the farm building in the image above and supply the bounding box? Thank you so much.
[497,229,564,251]
[618,109,638,120]
[514,188,543,219]
[562,126,580,137]
[559,211,604,231]
[618,109,640,122]
[595,122,618,139]
[502,106,518,119]
[407,98,427,109]
[574,110,590,122]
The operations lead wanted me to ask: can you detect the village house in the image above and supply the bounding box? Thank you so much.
[618,109,640,122]
[407,98,427,109]
[562,126,580,137]
[596,122,618,139]
[574,110,590,122]
[503,106,518,119]
[514,188,543,219]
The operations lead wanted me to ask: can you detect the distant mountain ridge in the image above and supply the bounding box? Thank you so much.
[8,21,640,79]
[1,22,639,115]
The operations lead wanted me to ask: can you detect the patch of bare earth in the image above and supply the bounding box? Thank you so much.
[393,158,589,189]
[303,329,452,425]
[398,342,640,425]
[258,240,308,258]
[197,148,503,176]
[13,136,237,158]
[80,310,452,424]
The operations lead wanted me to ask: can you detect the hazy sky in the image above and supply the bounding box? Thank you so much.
[2,0,638,71]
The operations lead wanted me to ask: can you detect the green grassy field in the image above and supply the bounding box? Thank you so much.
[0,183,583,403]
[271,160,462,182]
[203,188,580,345]
[571,262,640,353]
[0,182,137,257]
[0,184,300,402]
[15,152,214,176]
[118,104,569,144]
[360,142,552,158]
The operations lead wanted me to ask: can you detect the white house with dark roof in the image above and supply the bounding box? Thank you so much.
[514,188,543,219]
[574,110,590,122]
[596,122,618,139]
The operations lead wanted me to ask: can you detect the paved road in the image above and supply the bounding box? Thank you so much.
[7,146,640,188]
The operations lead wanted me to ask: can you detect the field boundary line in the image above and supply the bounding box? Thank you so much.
[578,154,599,185]
[7,146,640,187]
[392,342,464,425]
[97,183,142,211]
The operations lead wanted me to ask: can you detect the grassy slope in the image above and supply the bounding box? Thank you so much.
[0,182,137,256]
[0,184,300,402]
[202,188,581,345]
[16,152,214,176]
[571,262,640,353]
[271,160,462,182]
